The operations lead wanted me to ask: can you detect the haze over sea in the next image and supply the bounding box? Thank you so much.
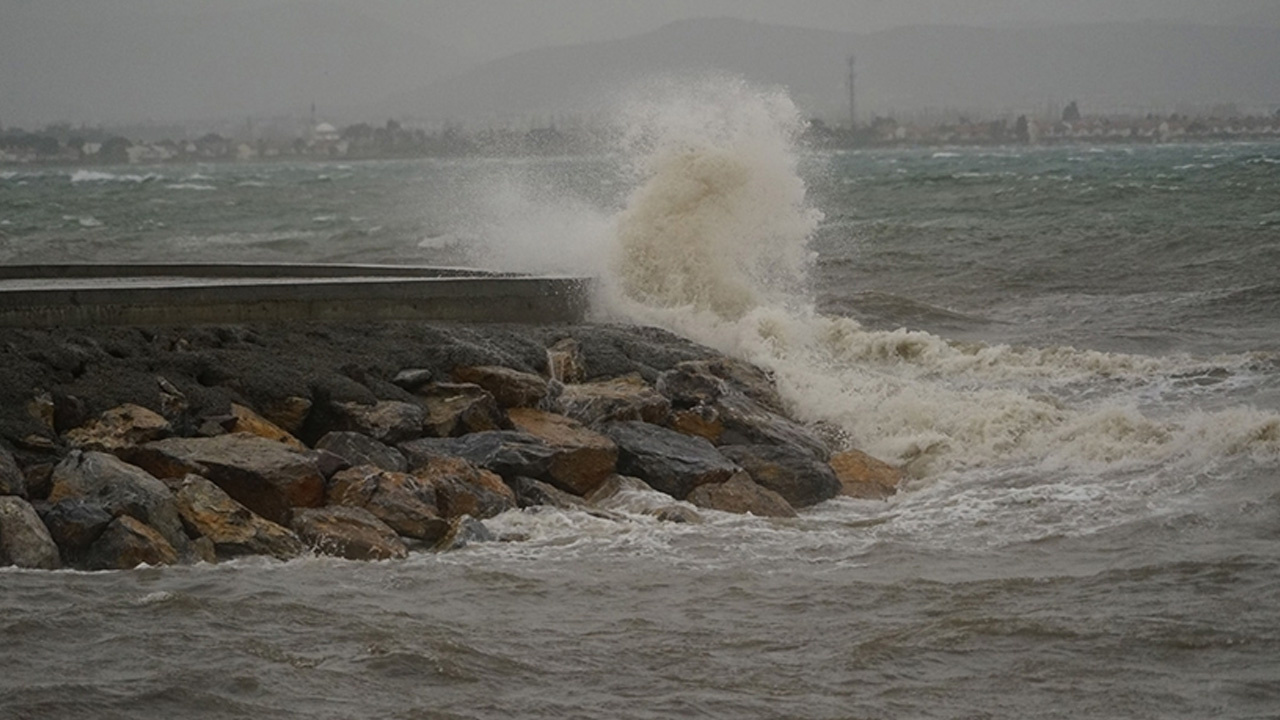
[3,83,1279,719]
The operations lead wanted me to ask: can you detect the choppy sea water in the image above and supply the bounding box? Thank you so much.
[3,102,1280,718]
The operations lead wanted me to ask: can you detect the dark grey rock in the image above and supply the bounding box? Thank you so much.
[400,431,557,481]
[719,445,841,509]
[315,431,407,473]
[48,450,190,553]
[0,496,61,569]
[600,422,738,500]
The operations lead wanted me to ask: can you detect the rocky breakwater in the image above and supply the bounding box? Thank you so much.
[0,322,905,570]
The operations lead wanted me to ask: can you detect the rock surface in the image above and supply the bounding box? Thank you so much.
[290,506,408,561]
[173,475,303,559]
[433,515,496,552]
[38,498,114,557]
[508,408,617,496]
[328,466,449,541]
[227,404,306,450]
[0,445,26,497]
[719,445,841,509]
[65,403,172,452]
[0,496,61,569]
[412,456,517,520]
[559,376,671,426]
[602,422,737,499]
[315,431,407,473]
[48,450,190,552]
[401,431,556,482]
[329,400,426,446]
[830,450,905,500]
[452,365,549,409]
[416,383,510,437]
[687,472,798,518]
[83,515,178,570]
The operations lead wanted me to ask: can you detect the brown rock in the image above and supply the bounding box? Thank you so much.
[49,450,190,553]
[546,338,586,383]
[0,445,26,498]
[330,400,427,445]
[83,515,178,570]
[601,422,737,500]
[830,450,905,500]
[0,496,61,569]
[719,445,841,509]
[156,376,188,420]
[687,472,798,518]
[26,392,56,432]
[122,434,324,526]
[328,466,448,542]
[260,396,313,436]
[416,383,510,437]
[290,506,408,561]
[559,375,671,426]
[65,404,172,452]
[508,408,617,496]
[228,404,306,450]
[173,475,304,560]
[314,432,407,473]
[411,455,516,520]
[669,407,724,443]
[433,515,496,552]
[452,366,549,409]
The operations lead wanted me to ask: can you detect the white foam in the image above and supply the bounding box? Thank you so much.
[70,169,159,183]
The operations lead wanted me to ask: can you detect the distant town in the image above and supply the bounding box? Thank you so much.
[3,103,1280,165]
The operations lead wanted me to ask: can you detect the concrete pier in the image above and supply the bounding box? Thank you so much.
[0,264,591,327]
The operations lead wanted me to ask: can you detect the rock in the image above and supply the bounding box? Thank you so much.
[64,403,172,452]
[401,431,557,483]
[685,358,787,415]
[601,422,738,500]
[719,445,840,509]
[411,455,517,520]
[189,536,217,564]
[329,400,426,445]
[27,392,56,432]
[649,505,702,524]
[15,434,60,454]
[687,472,798,518]
[315,432,408,473]
[585,474,653,506]
[0,445,26,497]
[173,475,304,560]
[260,396,313,436]
[433,515,495,552]
[656,364,730,408]
[48,450,190,552]
[309,449,351,479]
[156,376,188,420]
[122,434,325,526]
[290,506,408,561]
[0,496,61,569]
[21,463,54,501]
[452,365,549,409]
[546,338,586,383]
[669,407,724,443]
[328,466,448,542]
[559,375,672,426]
[830,450,905,500]
[83,515,178,570]
[714,390,830,461]
[392,368,434,391]
[507,408,617,496]
[228,404,306,450]
[416,383,510,437]
[513,476,587,510]
[38,498,114,557]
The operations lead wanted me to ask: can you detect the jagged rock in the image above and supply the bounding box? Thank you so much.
[38,498,113,557]
[669,407,724,443]
[189,536,217,564]
[309,448,351,479]
[0,445,26,497]
[601,422,738,500]
[433,515,495,552]
[260,396,313,436]
[27,392,56,432]
[64,404,172,452]
[585,474,653,505]
[416,383,510,437]
[328,466,448,542]
[83,515,178,570]
[122,434,325,526]
[452,365,549,409]
[687,472,798,518]
[173,475,303,560]
[507,408,617,496]
[719,445,840,509]
[648,505,702,524]
[21,463,54,501]
[392,368,434,391]
[688,358,787,415]
[513,476,587,510]
[315,432,407,473]
[48,450,190,552]
[156,376,188,420]
[0,496,61,569]
[714,391,830,460]
[559,375,672,426]
[656,364,730,408]
[290,506,408,561]
[830,450,905,500]
[546,338,586,383]
[401,431,557,483]
[329,400,426,445]
[227,404,306,450]
[411,455,517,520]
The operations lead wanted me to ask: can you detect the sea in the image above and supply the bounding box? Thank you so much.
[3,81,1279,719]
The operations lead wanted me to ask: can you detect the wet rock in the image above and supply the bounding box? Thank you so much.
[38,498,114,557]
[0,496,61,569]
[27,392,56,433]
[328,466,448,542]
[687,472,798,518]
[559,375,671,426]
[401,431,557,483]
[513,476,587,510]
[546,338,586,384]
[0,445,26,497]
[656,364,730,408]
[290,506,408,561]
[309,448,351,479]
[21,463,54,501]
[260,396,313,436]
[714,391,830,461]
[122,434,325,526]
[156,376,188,421]
[508,408,617,496]
[601,422,737,500]
[227,404,306,450]
[830,450,905,500]
[669,406,724,443]
[173,475,304,560]
[433,515,495,552]
[392,368,434,392]
[83,515,178,570]
[648,505,702,524]
[719,445,840,509]
[49,450,190,552]
[686,358,787,415]
[315,431,407,473]
[411,455,517,520]
[64,403,172,452]
[585,474,653,506]
[452,365,549,409]
[416,383,510,437]
[329,400,426,445]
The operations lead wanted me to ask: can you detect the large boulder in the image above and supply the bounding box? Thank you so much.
[400,431,557,483]
[0,445,26,498]
[38,498,113,558]
[416,383,510,437]
[328,466,449,542]
[64,403,172,452]
[715,391,830,460]
[328,400,426,445]
[315,432,407,473]
[830,450,905,500]
[122,434,324,526]
[687,472,798,518]
[411,456,517,520]
[558,375,671,426]
[0,496,61,569]
[259,396,313,436]
[82,515,178,570]
[226,404,306,450]
[290,506,408,561]
[512,477,587,511]
[507,408,617,496]
[452,365,549,409]
[601,422,737,500]
[719,445,840,509]
[173,475,304,560]
[48,450,189,552]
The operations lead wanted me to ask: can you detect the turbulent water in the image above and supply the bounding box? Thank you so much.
[4,84,1280,718]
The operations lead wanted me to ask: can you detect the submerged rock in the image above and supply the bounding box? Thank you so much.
[719,445,840,509]
[327,466,448,542]
[290,506,408,561]
[601,422,737,500]
[0,496,61,569]
[687,472,798,518]
[173,475,304,560]
[830,450,905,500]
[433,515,496,552]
